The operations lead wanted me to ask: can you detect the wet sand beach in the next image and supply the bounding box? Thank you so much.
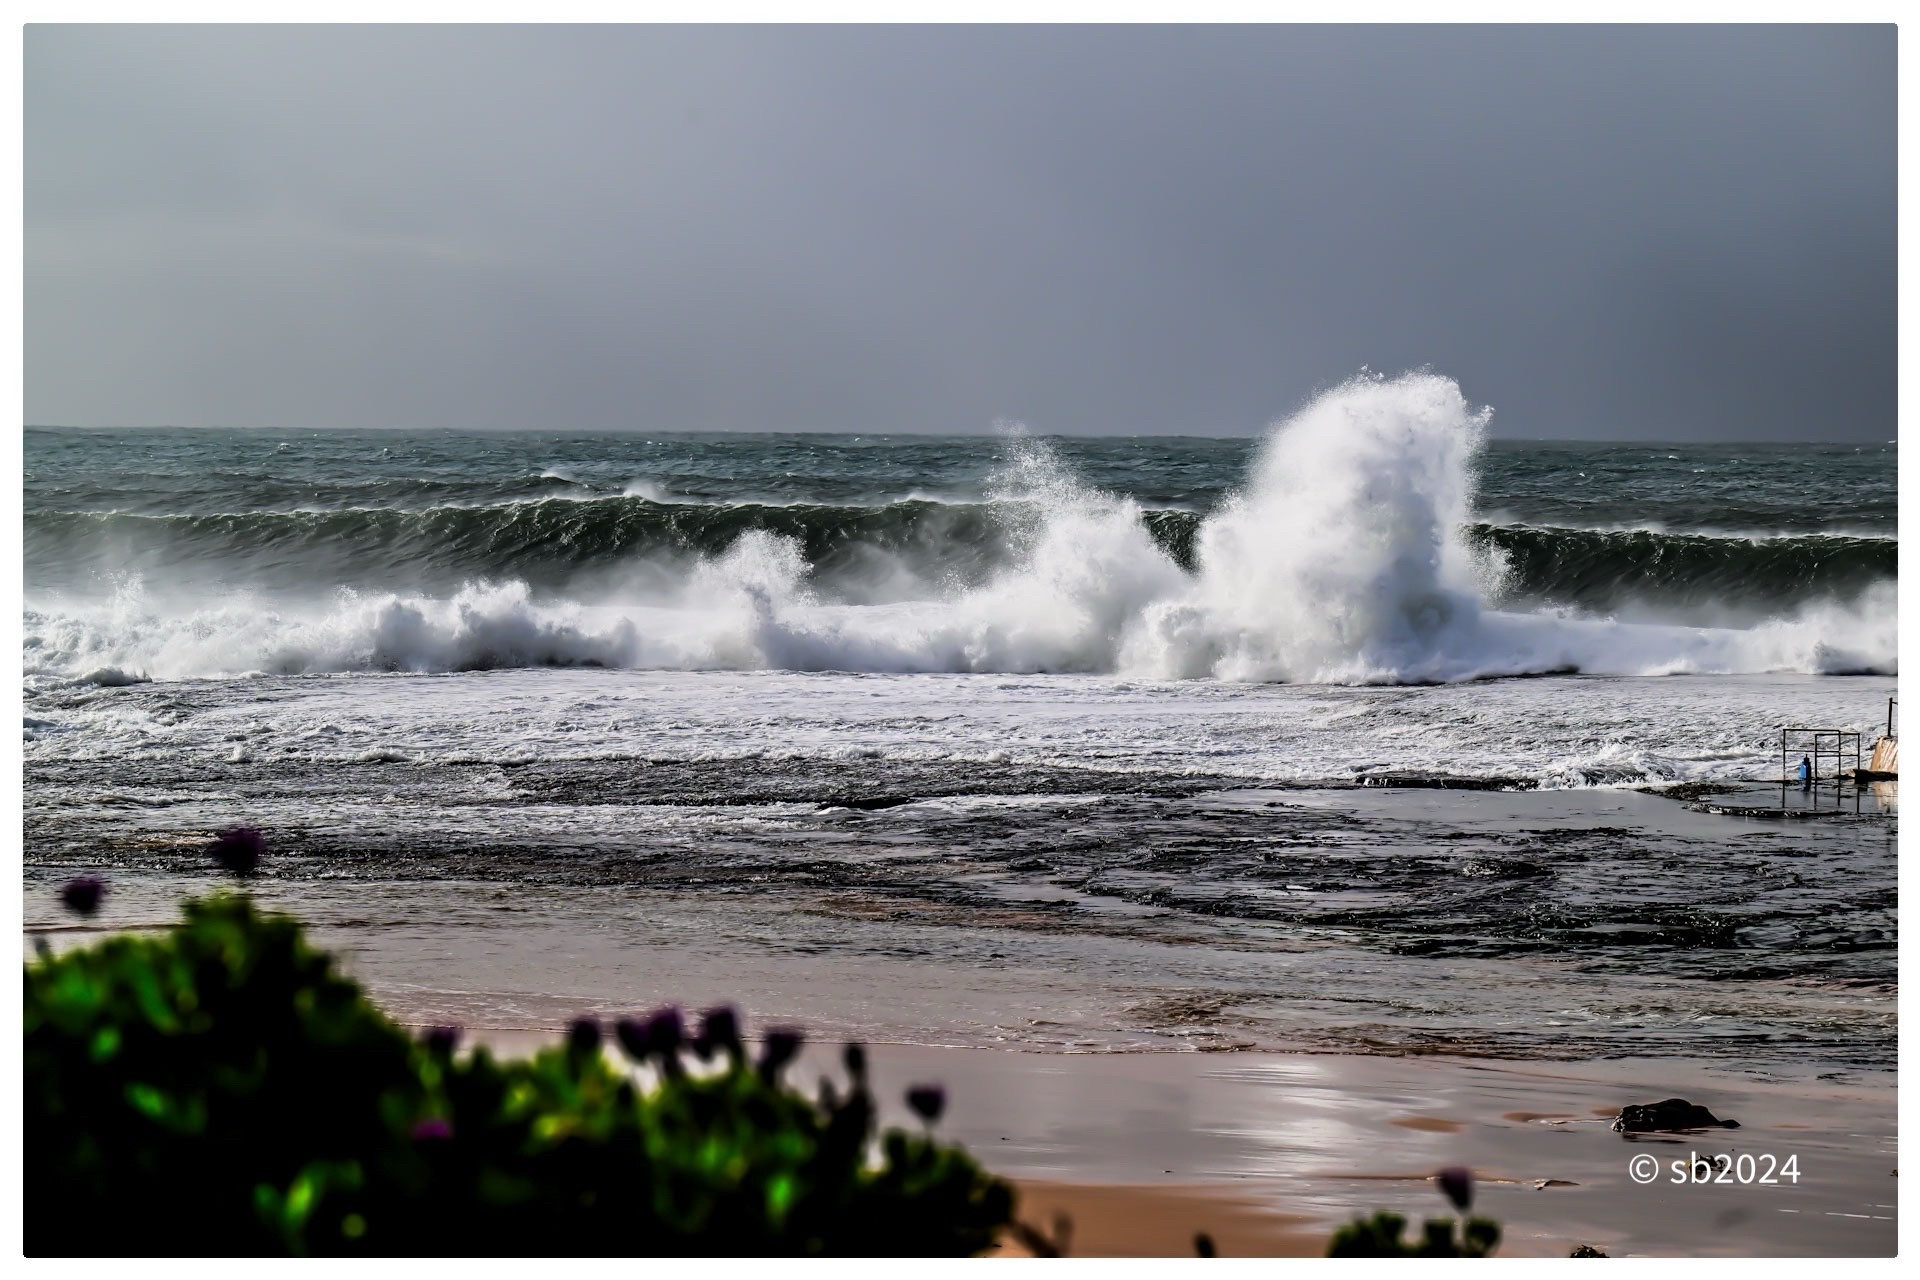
[882,1046,1897,1258]
[404,1030,1898,1257]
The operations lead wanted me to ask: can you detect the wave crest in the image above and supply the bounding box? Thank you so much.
[21,373,1896,684]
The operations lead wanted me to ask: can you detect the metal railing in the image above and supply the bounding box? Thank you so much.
[1780,727,1862,811]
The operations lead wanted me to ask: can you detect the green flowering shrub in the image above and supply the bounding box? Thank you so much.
[1326,1210,1501,1257]
[25,893,1012,1256]
[1325,1164,1500,1257]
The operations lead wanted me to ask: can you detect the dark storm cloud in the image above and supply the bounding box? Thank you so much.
[24,24,1895,440]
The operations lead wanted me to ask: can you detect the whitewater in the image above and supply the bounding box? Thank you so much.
[24,378,1897,1069]
[21,374,1897,687]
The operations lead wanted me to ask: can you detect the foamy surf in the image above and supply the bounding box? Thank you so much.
[20,373,1895,684]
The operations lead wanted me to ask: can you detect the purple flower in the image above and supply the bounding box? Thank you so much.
[1436,1166,1474,1212]
[208,825,265,875]
[647,1006,685,1055]
[906,1084,946,1125]
[629,1006,687,1076]
[59,876,106,917]
[412,1118,453,1141]
[615,1017,651,1061]
[616,1007,686,1064]
[758,1027,804,1078]
[566,1017,602,1058]
[423,1025,462,1056]
[696,1005,741,1060]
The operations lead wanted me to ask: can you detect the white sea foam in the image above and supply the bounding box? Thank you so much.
[1120,371,1498,681]
[18,373,1896,684]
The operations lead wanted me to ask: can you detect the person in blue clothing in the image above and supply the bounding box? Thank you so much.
[1798,755,1813,789]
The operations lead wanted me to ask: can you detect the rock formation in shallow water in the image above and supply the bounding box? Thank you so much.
[1612,1098,1741,1133]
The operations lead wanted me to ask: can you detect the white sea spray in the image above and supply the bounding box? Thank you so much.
[19,373,1896,683]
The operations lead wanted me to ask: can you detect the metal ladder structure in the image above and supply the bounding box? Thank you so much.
[1780,727,1863,811]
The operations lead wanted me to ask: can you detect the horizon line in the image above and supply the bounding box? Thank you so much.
[21,423,1897,447]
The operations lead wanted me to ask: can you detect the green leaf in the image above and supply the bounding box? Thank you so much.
[89,1025,121,1062]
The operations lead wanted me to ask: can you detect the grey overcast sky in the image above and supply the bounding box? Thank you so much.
[24,24,1895,440]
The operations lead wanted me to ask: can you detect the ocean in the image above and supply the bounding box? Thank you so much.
[20,373,1898,1070]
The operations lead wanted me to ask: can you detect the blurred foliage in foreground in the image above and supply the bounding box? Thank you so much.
[24,893,1012,1256]
[1327,1210,1502,1257]
[1327,1161,1503,1260]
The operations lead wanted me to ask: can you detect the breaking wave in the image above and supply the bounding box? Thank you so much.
[26,496,1890,613]
[21,373,1896,684]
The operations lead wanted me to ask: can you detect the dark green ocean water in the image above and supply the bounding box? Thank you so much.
[21,429,1898,620]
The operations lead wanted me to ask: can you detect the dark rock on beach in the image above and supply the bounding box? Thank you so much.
[1612,1098,1741,1133]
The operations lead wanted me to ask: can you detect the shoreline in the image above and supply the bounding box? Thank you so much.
[21,904,1900,1257]
[22,773,1899,1071]
[22,769,1897,1256]
[454,1028,1896,1257]
[990,1182,1324,1257]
